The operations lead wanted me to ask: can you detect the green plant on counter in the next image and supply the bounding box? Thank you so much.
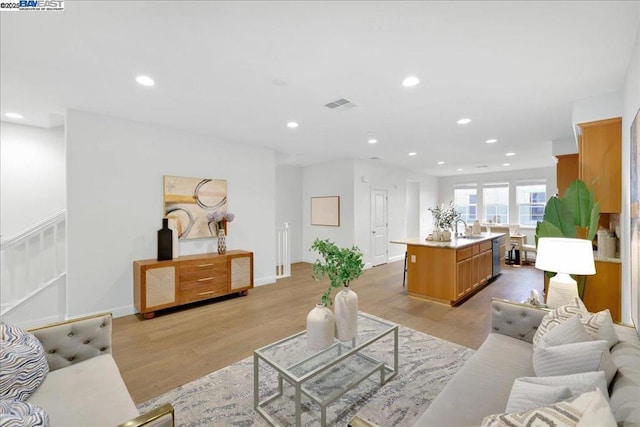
[311,238,364,307]
[535,179,600,297]
[428,201,461,231]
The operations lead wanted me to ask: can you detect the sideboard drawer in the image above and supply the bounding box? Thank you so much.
[179,273,228,291]
[179,282,228,304]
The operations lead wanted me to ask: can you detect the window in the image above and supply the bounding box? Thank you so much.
[517,184,546,226]
[454,186,477,224]
[483,183,509,223]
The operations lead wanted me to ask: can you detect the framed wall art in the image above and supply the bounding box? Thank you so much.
[163,175,227,239]
[311,196,340,226]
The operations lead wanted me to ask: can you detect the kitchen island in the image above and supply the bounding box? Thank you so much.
[392,233,506,305]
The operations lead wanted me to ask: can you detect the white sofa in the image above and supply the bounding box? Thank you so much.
[415,298,640,426]
[23,313,173,427]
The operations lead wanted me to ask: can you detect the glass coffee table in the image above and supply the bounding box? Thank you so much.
[254,312,398,426]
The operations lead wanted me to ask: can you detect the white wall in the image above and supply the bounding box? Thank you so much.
[275,165,303,262]
[302,160,355,263]
[353,160,438,265]
[572,91,624,132]
[621,22,640,328]
[1,123,66,238]
[65,110,276,318]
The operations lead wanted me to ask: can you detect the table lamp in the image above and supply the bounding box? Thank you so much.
[535,237,596,308]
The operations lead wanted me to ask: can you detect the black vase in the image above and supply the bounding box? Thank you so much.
[157,218,173,261]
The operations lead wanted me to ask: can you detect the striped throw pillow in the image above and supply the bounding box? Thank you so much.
[0,324,49,401]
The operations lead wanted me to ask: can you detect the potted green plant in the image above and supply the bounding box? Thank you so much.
[311,238,364,306]
[311,238,364,342]
[535,179,600,297]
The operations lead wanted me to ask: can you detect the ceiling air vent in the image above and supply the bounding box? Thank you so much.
[476,165,489,168]
[369,156,381,160]
[325,98,356,110]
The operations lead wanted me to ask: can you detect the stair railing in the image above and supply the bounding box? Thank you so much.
[275,222,291,278]
[1,210,66,316]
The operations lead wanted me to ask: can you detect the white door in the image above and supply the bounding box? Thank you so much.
[371,189,388,266]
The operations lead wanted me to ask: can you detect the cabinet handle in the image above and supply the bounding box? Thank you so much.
[197,291,215,296]
[197,263,214,267]
[198,277,214,282]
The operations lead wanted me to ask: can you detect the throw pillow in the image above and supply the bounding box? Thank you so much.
[532,297,619,349]
[533,340,617,385]
[0,324,49,401]
[513,371,609,401]
[0,399,49,427]
[482,389,616,427]
[534,314,592,350]
[505,380,571,413]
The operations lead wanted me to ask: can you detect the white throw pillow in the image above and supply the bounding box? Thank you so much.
[533,297,619,348]
[505,380,571,413]
[482,389,616,427]
[534,314,592,350]
[533,340,617,385]
[512,372,609,401]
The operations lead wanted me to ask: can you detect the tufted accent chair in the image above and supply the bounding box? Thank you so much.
[489,298,549,343]
[30,313,112,372]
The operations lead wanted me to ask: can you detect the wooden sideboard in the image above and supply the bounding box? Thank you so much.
[133,250,253,318]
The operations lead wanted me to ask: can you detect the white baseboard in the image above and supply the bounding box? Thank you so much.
[255,275,276,286]
[388,254,405,263]
[11,315,64,330]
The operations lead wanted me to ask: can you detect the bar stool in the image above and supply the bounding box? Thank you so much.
[402,251,408,288]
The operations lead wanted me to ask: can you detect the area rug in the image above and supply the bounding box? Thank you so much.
[138,313,475,426]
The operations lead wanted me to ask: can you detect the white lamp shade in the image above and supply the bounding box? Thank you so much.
[535,237,596,275]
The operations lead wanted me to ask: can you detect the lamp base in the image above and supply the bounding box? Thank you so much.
[546,273,579,308]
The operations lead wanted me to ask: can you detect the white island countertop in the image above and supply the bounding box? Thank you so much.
[391,232,506,249]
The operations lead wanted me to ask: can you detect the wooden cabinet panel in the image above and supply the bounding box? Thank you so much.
[582,261,621,323]
[478,250,493,284]
[578,118,621,213]
[556,153,579,198]
[456,257,472,298]
[134,250,253,318]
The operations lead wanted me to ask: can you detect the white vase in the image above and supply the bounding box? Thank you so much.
[306,304,335,350]
[442,230,452,241]
[334,287,358,341]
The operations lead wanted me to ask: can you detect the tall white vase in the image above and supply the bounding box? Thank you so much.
[306,304,335,350]
[334,287,358,341]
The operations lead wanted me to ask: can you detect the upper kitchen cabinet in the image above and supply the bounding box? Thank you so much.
[577,117,622,213]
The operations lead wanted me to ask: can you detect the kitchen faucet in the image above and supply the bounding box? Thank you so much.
[455,218,468,236]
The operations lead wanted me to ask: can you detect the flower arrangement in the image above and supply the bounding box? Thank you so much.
[428,201,460,231]
[207,211,235,236]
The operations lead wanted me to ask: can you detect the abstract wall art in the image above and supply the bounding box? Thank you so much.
[163,175,227,239]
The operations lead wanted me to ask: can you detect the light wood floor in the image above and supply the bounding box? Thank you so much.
[112,259,543,404]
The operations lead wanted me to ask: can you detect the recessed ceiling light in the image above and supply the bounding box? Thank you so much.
[505,152,515,156]
[5,112,23,119]
[457,168,463,171]
[408,152,417,156]
[503,163,511,166]
[136,75,155,87]
[457,118,472,125]
[368,138,378,144]
[286,122,299,128]
[437,161,445,165]
[402,76,420,87]
[485,139,498,144]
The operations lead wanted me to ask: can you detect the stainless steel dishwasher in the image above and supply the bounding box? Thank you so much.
[492,238,501,277]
